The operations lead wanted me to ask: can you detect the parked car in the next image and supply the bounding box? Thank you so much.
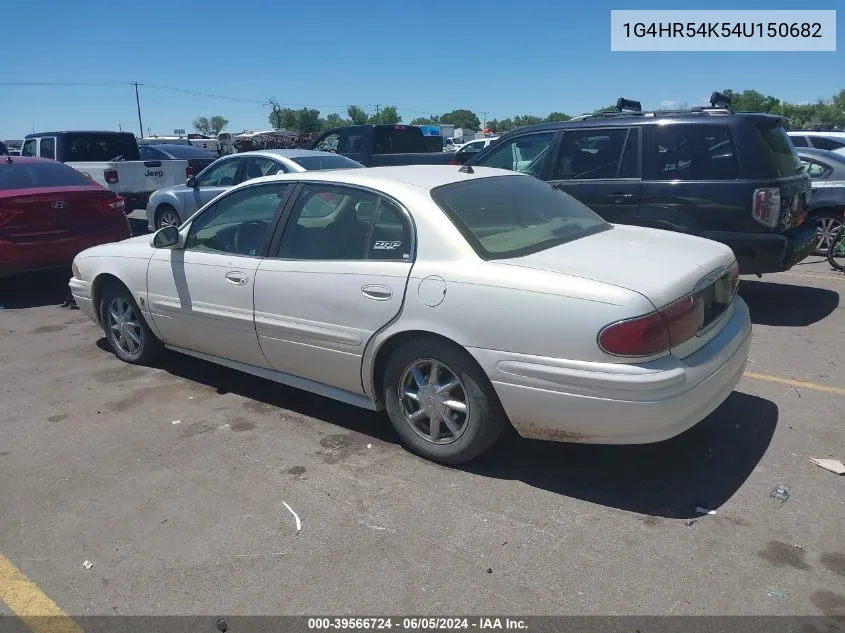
[1,156,130,278]
[464,94,815,276]
[70,165,750,464]
[139,143,215,176]
[443,138,462,152]
[21,131,191,211]
[311,124,456,167]
[145,149,363,230]
[450,136,500,164]
[0,141,7,156]
[795,147,845,254]
[788,131,845,152]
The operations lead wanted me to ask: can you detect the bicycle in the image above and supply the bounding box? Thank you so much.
[828,225,845,272]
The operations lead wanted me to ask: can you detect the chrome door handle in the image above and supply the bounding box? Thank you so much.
[225,271,248,286]
[361,284,392,301]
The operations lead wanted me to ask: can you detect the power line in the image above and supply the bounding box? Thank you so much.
[0,81,128,86]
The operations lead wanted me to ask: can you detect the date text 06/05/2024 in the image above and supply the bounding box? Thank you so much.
[307,617,528,630]
[622,22,822,39]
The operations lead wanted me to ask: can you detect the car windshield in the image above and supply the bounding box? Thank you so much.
[0,161,93,189]
[430,175,611,260]
[291,155,364,170]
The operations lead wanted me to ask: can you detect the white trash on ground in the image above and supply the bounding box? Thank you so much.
[809,457,845,475]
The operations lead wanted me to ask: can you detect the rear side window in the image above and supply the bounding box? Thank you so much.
[65,133,141,161]
[810,136,845,151]
[552,128,637,180]
[755,123,802,178]
[40,138,56,160]
[373,127,427,154]
[0,162,93,189]
[652,124,739,180]
[290,155,364,170]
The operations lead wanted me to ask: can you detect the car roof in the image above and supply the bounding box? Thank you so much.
[236,164,522,192]
[796,147,845,165]
[25,130,134,138]
[791,131,845,139]
[242,149,342,159]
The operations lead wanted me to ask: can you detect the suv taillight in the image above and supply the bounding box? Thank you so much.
[752,187,780,228]
[104,169,119,184]
[186,166,195,177]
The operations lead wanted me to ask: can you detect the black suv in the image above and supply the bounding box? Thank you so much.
[464,93,815,275]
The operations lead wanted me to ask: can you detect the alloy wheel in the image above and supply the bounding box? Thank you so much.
[108,297,143,357]
[398,358,470,444]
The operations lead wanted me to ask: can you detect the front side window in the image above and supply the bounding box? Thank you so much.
[197,158,240,187]
[241,156,283,181]
[458,141,485,155]
[40,138,56,160]
[431,174,610,260]
[21,140,36,156]
[474,132,555,177]
[552,128,633,180]
[185,183,289,256]
[314,133,341,152]
[652,124,740,180]
[275,185,411,261]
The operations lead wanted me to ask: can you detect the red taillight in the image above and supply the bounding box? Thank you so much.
[104,169,119,184]
[186,166,195,177]
[752,187,780,228]
[96,196,126,212]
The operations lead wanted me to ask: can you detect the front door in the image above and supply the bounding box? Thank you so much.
[545,127,642,224]
[253,183,414,395]
[147,181,293,367]
[186,156,244,219]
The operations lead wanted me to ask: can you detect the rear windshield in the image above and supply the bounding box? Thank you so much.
[755,123,802,178]
[291,155,364,170]
[430,175,610,260]
[65,133,140,162]
[151,144,215,158]
[0,161,93,190]
[373,127,429,154]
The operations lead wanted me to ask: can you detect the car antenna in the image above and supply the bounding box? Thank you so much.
[459,164,473,174]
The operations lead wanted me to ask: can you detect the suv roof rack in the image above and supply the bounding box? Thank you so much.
[568,91,737,122]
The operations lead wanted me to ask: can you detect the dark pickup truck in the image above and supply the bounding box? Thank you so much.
[310,125,454,167]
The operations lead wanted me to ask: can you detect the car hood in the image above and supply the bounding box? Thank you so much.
[496,224,737,308]
[76,233,154,260]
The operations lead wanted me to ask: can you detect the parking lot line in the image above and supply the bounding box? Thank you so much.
[0,553,83,633]
[744,371,845,396]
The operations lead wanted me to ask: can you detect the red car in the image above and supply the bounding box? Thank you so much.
[0,156,131,277]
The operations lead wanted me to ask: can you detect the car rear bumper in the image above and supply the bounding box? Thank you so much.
[0,237,121,278]
[701,222,817,274]
[468,298,752,444]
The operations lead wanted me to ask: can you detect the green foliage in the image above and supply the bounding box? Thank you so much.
[411,115,440,125]
[347,105,369,125]
[723,88,845,129]
[440,109,481,130]
[369,105,401,125]
[193,116,228,135]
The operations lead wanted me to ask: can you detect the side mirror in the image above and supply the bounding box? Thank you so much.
[151,225,181,249]
[186,175,198,188]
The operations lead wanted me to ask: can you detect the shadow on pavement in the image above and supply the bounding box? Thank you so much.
[739,279,839,326]
[114,344,777,520]
[0,267,74,310]
[464,391,777,519]
[128,216,150,237]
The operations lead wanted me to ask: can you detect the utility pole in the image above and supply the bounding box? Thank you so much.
[374,104,381,122]
[132,82,144,138]
[480,111,489,130]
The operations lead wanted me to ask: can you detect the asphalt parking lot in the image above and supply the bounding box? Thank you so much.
[0,212,843,618]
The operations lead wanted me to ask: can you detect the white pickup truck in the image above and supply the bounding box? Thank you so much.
[21,131,190,211]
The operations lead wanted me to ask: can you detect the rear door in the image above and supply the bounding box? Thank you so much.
[253,182,415,396]
[546,126,641,224]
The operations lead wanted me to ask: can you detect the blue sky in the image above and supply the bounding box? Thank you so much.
[1,0,842,138]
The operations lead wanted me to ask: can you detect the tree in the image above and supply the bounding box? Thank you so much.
[323,113,349,130]
[411,115,440,125]
[193,115,229,135]
[369,105,401,125]
[347,105,369,125]
[440,109,480,130]
[268,107,298,130]
[546,112,570,122]
[295,108,322,134]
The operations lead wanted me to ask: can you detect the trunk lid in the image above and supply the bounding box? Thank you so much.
[497,224,737,309]
[0,187,128,243]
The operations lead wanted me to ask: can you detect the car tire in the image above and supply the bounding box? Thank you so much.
[812,210,843,255]
[155,204,181,230]
[383,337,507,464]
[99,281,163,365]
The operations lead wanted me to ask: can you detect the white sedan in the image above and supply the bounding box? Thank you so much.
[70,165,752,464]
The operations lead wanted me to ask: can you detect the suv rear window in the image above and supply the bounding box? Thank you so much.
[755,123,802,178]
[65,133,141,162]
[652,124,739,180]
[0,161,93,189]
[430,175,610,260]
